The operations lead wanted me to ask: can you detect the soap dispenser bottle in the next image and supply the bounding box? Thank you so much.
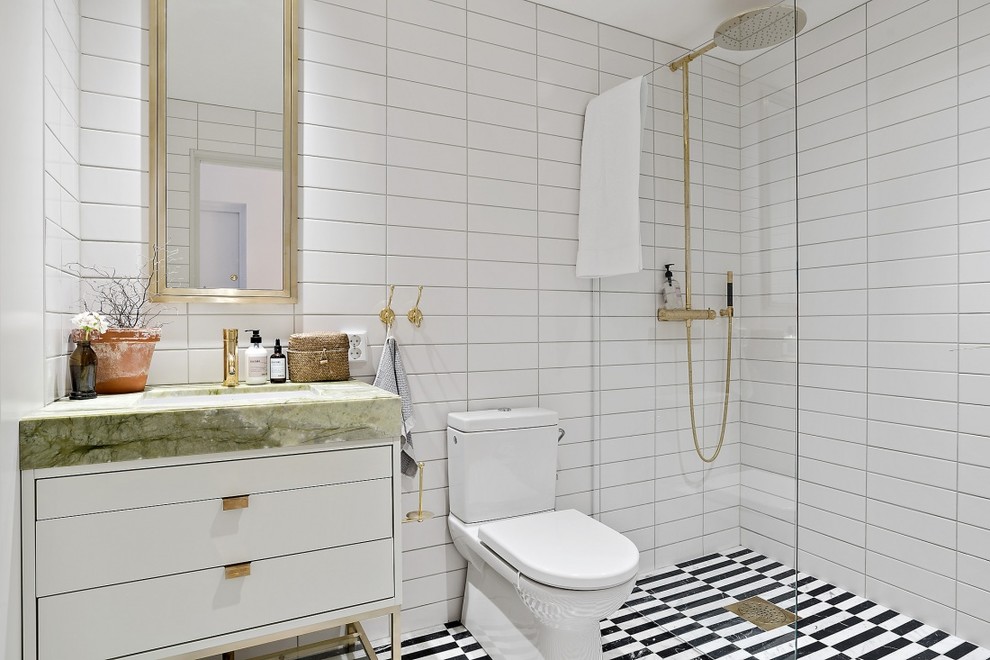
[269,339,287,384]
[245,330,268,385]
[660,264,684,309]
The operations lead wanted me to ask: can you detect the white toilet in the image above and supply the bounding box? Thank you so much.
[446,408,640,660]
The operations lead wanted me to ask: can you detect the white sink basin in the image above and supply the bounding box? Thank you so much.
[137,384,319,408]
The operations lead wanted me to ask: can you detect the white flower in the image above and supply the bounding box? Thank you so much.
[72,311,109,339]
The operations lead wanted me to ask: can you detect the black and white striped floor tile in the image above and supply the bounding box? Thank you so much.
[373,547,990,660]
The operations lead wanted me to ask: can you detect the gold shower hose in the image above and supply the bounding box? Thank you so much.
[670,45,733,464]
[685,315,733,463]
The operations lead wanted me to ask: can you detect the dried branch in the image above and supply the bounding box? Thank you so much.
[67,247,170,329]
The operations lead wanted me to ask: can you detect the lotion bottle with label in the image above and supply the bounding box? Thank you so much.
[269,339,287,384]
[245,329,268,385]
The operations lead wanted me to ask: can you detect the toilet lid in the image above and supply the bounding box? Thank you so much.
[478,509,640,590]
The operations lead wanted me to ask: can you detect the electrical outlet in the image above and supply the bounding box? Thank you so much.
[346,331,368,364]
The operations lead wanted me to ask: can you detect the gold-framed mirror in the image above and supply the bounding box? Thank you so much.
[149,0,298,303]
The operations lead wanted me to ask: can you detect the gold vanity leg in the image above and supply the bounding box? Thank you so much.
[219,612,398,660]
[351,620,378,660]
[391,608,402,660]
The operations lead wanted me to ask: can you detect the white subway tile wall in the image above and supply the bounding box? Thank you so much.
[737,0,990,646]
[71,0,740,645]
[44,0,82,401]
[46,0,990,653]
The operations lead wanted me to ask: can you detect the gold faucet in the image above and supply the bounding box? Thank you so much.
[222,329,239,386]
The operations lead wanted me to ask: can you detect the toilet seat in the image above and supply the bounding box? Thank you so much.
[478,509,639,591]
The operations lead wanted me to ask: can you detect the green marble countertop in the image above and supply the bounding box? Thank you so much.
[19,381,401,470]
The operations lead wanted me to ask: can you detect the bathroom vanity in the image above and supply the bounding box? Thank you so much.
[19,381,402,660]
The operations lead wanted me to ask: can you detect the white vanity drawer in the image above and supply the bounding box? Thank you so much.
[35,445,391,519]
[36,476,393,597]
[37,538,395,660]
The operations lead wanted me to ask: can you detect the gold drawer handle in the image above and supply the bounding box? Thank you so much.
[224,562,251,580]
[222,495,249,511]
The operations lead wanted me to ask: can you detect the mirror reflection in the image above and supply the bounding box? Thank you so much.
[191,154,282,289]
[152,0,296,301]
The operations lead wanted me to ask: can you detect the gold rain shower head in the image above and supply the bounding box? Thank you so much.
[669,4,807,71]
[713,4,808,51]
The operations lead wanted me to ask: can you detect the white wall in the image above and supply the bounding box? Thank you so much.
[0,0,49,656]
[73,0,742,639]
[290,0,742,632]
[739,0,990,648]
[33,0,990,651]
[43,0,83,402]
[79,0,295,389]
[167,0,283,114]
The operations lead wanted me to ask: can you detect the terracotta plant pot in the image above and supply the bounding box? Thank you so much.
[88,327,162,394]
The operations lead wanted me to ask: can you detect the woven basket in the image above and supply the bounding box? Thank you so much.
[287,332,350,382]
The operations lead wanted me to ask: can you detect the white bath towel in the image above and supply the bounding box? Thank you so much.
[373,336,418,477]
[576,75,648,279]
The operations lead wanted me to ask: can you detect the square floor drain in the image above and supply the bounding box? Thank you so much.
[724,596,799,632]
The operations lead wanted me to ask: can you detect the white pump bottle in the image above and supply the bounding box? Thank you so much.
[245,329,268,385]
[660,264,684,310]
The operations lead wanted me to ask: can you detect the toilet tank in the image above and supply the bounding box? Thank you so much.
[447,408,559,524]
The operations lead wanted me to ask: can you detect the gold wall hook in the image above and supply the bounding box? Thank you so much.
[379,284,396,329]
[407,285,424,327]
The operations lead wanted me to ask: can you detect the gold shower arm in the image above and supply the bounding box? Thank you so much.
[669,41,716,72]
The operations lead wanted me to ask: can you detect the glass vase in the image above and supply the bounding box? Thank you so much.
[69,340,98,400]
